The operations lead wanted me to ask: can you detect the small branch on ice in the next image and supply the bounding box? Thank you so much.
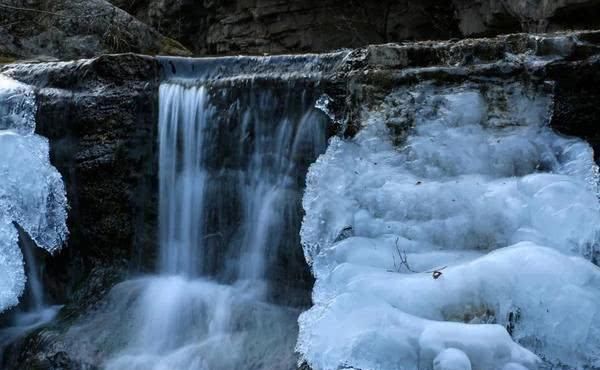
[392,237,417,273]
[390,238,447,279]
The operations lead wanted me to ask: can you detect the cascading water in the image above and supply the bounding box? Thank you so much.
[66,56,333,370]
[158,84,209,277]
[157,81,326,284]
[0,233,61,362]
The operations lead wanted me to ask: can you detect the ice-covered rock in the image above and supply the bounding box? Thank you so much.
[433,348,472,370]
[0,76,68,313]
[0,76,36,135]
[298,81,600,369]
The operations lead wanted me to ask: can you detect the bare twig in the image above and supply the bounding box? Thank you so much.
[390,237,447,279]
[392,237,417,273]
[0,3,62,16]
[0,3,115,19]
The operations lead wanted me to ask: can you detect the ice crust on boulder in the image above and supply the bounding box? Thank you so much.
[0,75,36,135]
[0,76,68,312]
[434,348,472,370]
[298,82,600,370]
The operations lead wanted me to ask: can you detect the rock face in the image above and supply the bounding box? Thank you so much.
[110,0,600,55]
[545,41,600,162]
[203,0,460,55]
[0,0,189,61]
[453,0,600,36]
[2,0,599,59]
[111,0,461,54]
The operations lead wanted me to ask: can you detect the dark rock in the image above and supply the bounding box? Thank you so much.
[3,0,600,60]
[110,0,461,55]
[5,331,99,370]
[298,361,312,370]
[545,57,600,161]
[108,0,600,56]
[112,0,215,55]
[453,0,600,36]
[203,0,460,55]
[0,0,190,60]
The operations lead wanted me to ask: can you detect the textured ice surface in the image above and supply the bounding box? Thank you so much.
[0,75,36,135]
[298,82,600,370]
[0,76,68,313]
[434,348,472,370]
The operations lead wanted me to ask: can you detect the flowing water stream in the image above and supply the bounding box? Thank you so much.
[63,57,333,370]
[0,232,60,363]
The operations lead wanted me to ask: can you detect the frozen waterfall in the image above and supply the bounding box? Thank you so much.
[298,81,600,370]
[0,74,67,358]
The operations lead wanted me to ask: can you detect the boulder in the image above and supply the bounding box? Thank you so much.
[0,0,189,60]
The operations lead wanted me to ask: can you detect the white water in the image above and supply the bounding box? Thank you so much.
[158,84,210,277]
[77,80,328,370]
[299,82,600,370]
[0,234,60,361]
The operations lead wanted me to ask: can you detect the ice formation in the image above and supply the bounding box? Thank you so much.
[299,81,600,370]
[0,75,68,313]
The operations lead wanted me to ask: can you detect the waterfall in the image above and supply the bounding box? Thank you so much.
[21,234,45,311]
[158,84,209,277]
[157,81,326,284]
[64,58,331,370]
[0,233,61,362]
